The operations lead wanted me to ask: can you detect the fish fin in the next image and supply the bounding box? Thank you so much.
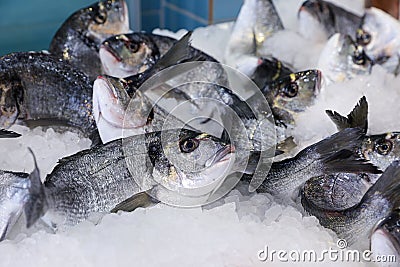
[110,190,159,213]
[152,31,193,70]
[0,129,21,138]
[361,160,400,206]
[24,118,73,128]
[276,136,297,155]
[313,128,365,156]
[89,130,103,148]
[24,148,47,228]
[323,149,382,174]
[326,96,368,133]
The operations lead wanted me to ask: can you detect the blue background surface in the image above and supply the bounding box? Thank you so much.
[0,0,242,55]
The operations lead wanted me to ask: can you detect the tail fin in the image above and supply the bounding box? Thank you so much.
[326,96,368,133]
[24,148,47,228]
[0,129,21,138]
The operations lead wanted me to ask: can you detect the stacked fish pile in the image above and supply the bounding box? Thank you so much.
[0,0,400,265]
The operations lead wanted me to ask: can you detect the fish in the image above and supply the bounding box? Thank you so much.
[249,57,294,89]
[356,8,400,65]
[0,149,44,241]
[302,160,400,250]
[317,34,373,85]
[245,128,381,198]
[259,70,321,128]
[49,0,130,80]
[298,0,362,42]
[225,0,283,75]
[20,129,234,228]
[302,97,400,211]
[0,52,100,143]
[370,209,400,263]
[0,129,21,138]
[100,32,221,78]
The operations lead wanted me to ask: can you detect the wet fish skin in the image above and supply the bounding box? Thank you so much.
[252,128,381,197]
[318,34,373,84]
[225,0,283,75]
[0,52,99,142]
[302,161,400,250]
[371,209,400,261]
[298,0,362,41]
[250,57,294,89]
[356,8,400,64]
[40,129,233,227]
[0,171,30,241]
[49,0,130,80]
[261,70,321,126]
[100,32,220,78]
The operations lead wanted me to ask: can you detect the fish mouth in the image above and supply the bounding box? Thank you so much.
[100,43,122,62]
[93,76,148,129]
[372,228,400,256]
[298,1,320,22]
[205,145,235,167]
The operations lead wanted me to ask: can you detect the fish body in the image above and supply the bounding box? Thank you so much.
[318,34,373,84]
[298,0,362,41]
[0,52,98,142]
[49,0,130,80]
[252,128,380,197]
[0,171,30,241]
[302,98,400,211]
[225,0,283,75]
[44,129,232,226]
[250,57,294,89]
[260,70,321,127]
[100,32,218,78]
[356,8,400,64]
[302,161,400,250]
[371,209,400,263]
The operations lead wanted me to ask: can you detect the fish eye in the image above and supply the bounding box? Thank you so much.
[352,49,366,65]
[375,140,393,155]
[180,138,200,153]
[125,41,139,53]
[282,83,298,98]
[357,30,371,46]
[95,10,108,24]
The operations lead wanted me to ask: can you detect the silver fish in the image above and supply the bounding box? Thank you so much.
[318,34,373,84]
[225,0,283,75]
[8,129,233,230]
[302,161,400,250]
[370,209,400,263]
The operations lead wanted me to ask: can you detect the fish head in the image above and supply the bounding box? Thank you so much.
[298,0,334,41]
[267,70,321,124]
[361,133,400,172]
[371,209,400,260]
[93,75,152,143]
[100,33,159,78]
[356,8,400,62]
[0,171,30,241]
[80,0,130,45]
[151,129,235,192]
[0,73,23,128]
[318,34,373,83]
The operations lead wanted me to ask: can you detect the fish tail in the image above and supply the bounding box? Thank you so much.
[24,148,48,228]
[325,96,368,133]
